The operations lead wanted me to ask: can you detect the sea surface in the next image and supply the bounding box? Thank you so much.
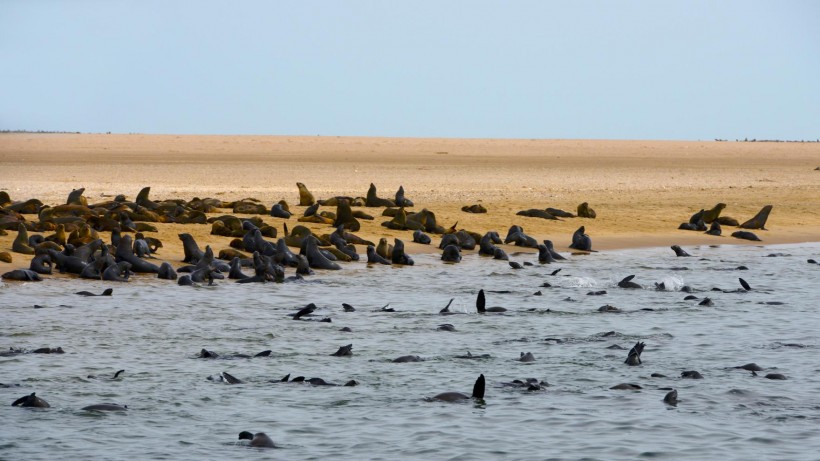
[2,242,819,461]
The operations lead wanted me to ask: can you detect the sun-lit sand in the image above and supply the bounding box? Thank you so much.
[1,133,818,270]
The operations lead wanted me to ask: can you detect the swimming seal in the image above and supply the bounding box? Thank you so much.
[238,431,276,448]
[431,374,485,402]
[734,363,764,371]
[393,355,423,363]
[439,298,460,315]
[210,371,243,384]
[671,245,691,257]
[739,277,751,291]
[610,383,642,390]
[681,370,703,379]
[75,288,113,297]
[81,403,128,411]
[739,205,773,230]
[331,344,353,357]
[12,392,50,408]
[518,352,535,362]
[663,390,678,406]
[292,303,317,320]
[625,341,645,366]
[617,275,642,289]
[87,369,125,380]
[476,289,507,313]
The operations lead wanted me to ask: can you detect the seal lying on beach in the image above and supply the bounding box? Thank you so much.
[2,269,42,281]
[731,231,761,241]
[577,202,596,218]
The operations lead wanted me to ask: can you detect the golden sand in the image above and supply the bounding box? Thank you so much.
[1,133,818,270]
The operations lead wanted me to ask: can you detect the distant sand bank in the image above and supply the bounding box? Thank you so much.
[1,133,818,270]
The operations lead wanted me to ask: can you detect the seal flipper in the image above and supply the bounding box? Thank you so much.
[739,278,751,291]
[292,303,317,320]
[476,289,486,313]
[472,374,486,399]
[221,371,243,384]
[439,298,455,314]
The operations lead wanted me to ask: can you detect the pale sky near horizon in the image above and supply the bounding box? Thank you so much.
[1,1,818,140]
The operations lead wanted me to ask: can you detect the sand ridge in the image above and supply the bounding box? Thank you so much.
[1,133,818,271]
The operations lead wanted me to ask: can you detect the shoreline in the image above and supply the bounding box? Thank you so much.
[2,133,819,275]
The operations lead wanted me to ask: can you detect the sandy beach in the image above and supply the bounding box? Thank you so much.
[1,133,818,270]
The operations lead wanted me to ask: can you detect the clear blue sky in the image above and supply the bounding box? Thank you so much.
[1,1,817,140]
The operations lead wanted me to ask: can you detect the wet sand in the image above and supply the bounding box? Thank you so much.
[1,133,818,270]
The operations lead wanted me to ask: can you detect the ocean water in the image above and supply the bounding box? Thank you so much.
[2,242,819,461]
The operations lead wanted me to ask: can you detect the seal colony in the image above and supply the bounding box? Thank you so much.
[2,135,819,456]
[0,182,797,284]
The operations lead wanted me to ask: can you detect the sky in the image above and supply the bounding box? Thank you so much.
[1,1,818,140]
